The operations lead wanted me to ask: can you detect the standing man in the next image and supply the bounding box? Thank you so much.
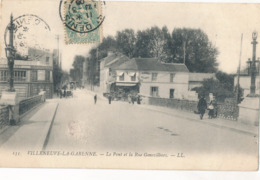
[59,88,63,99]
[108,94,112,104]
[197,95,207,120]
[94,94,97,104]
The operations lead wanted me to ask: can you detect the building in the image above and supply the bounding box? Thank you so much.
[99,52,130,93]
[0,47,54,100]
[115,58,189,99]
[188,73,216,90]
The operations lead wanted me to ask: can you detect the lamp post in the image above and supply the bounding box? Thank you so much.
[249,31,258,96]
[5,14,16,92]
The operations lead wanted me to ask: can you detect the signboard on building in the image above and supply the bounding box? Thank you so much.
[37,70,45,81]
[140,72,150,80]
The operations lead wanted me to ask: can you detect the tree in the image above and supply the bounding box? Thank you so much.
[134,26,171,61]
[53,63,62,90]
[70,55,85,83]
[215,71,234,90]
[116,29,136,58]
[234,85,244,103]
[135,29,152,58]
[193,78,234,102]
[148,26,170,61]
[170,28,218,73]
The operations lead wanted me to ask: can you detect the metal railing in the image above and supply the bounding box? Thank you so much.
[148,97,239,120]
[0,105,9,129]
[19,95,42,115]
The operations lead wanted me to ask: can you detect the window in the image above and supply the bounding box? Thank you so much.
[45,70,50,81]
[119,73,124,81]
[169,89,175,99]
[46,57,50,64]
[150,86,159,97]
[170,73,175,82]
[152,73,157,81]
[31,70,37,82]
[0,70,8,81]
[14,71,26,82]
[131,73,136,81]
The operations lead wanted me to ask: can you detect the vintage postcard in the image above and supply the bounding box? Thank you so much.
[0,0,259,170]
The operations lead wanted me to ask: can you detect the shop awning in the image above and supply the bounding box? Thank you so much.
[116,82,137,86]
[117,72,124,76]
[128,72,136,76]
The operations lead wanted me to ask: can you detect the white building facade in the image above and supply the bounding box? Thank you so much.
[115,58,189,99]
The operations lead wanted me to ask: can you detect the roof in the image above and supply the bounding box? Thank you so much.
[101,53,130,69]
[116,58,189,72]
[189,73,216,81]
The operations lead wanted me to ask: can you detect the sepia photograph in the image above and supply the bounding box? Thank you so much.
[0,0,259,172]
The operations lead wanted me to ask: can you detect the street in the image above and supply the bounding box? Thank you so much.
[46,89,258,158]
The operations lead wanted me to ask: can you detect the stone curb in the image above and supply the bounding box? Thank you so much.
[42,103,59,150]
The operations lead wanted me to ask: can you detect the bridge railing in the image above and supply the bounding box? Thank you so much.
[0,105,9,129]
[19,95,42,115]
[148,97,239,120]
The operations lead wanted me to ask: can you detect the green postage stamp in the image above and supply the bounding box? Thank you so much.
[62,0,104,44]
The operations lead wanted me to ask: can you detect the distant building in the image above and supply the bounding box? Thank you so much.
[0,47,53,100]
[188,73,216,90]
[115,58,189,99]
[99,52,130,93]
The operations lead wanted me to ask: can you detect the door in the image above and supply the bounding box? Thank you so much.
[170,89,174,99]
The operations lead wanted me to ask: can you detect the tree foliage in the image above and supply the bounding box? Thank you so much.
[71,26,219,86]
[170,28,218,72]
[53,63,69,90]
[70,55,85,82]
[193,72,243,102]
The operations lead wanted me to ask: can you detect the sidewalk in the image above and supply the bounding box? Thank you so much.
[140,104,259,136]
[0,100,59,151]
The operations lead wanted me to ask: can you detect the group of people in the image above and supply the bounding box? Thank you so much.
[93,93,142,105]
[127,94,141,105]
[197,96,217,120]
[57,88,72,99]
[93,94,112,104]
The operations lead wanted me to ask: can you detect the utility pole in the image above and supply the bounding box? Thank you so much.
[236,34,243,103]
[55,35,60,67]
[5,14,16,92]
[249,31,258,95]
[183,41,186,64]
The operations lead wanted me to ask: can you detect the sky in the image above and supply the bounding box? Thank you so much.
[1,0,260,73]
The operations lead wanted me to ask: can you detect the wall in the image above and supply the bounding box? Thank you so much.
[148,97,239,120]
[234,75,260,97]
[0,83,29,101]
[99,68,109,93]
[139,72,189,99]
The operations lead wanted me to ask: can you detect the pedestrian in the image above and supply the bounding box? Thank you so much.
[94,94,97,104]
[63,89,66,98]
[128,94,131,104]
[131,95,135,104]
[59,89,63,99]
[137,95,141,104]
[208,101,214,119]
[56,88,59,96]
[197,95,207,120]
[108,94,112,104]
